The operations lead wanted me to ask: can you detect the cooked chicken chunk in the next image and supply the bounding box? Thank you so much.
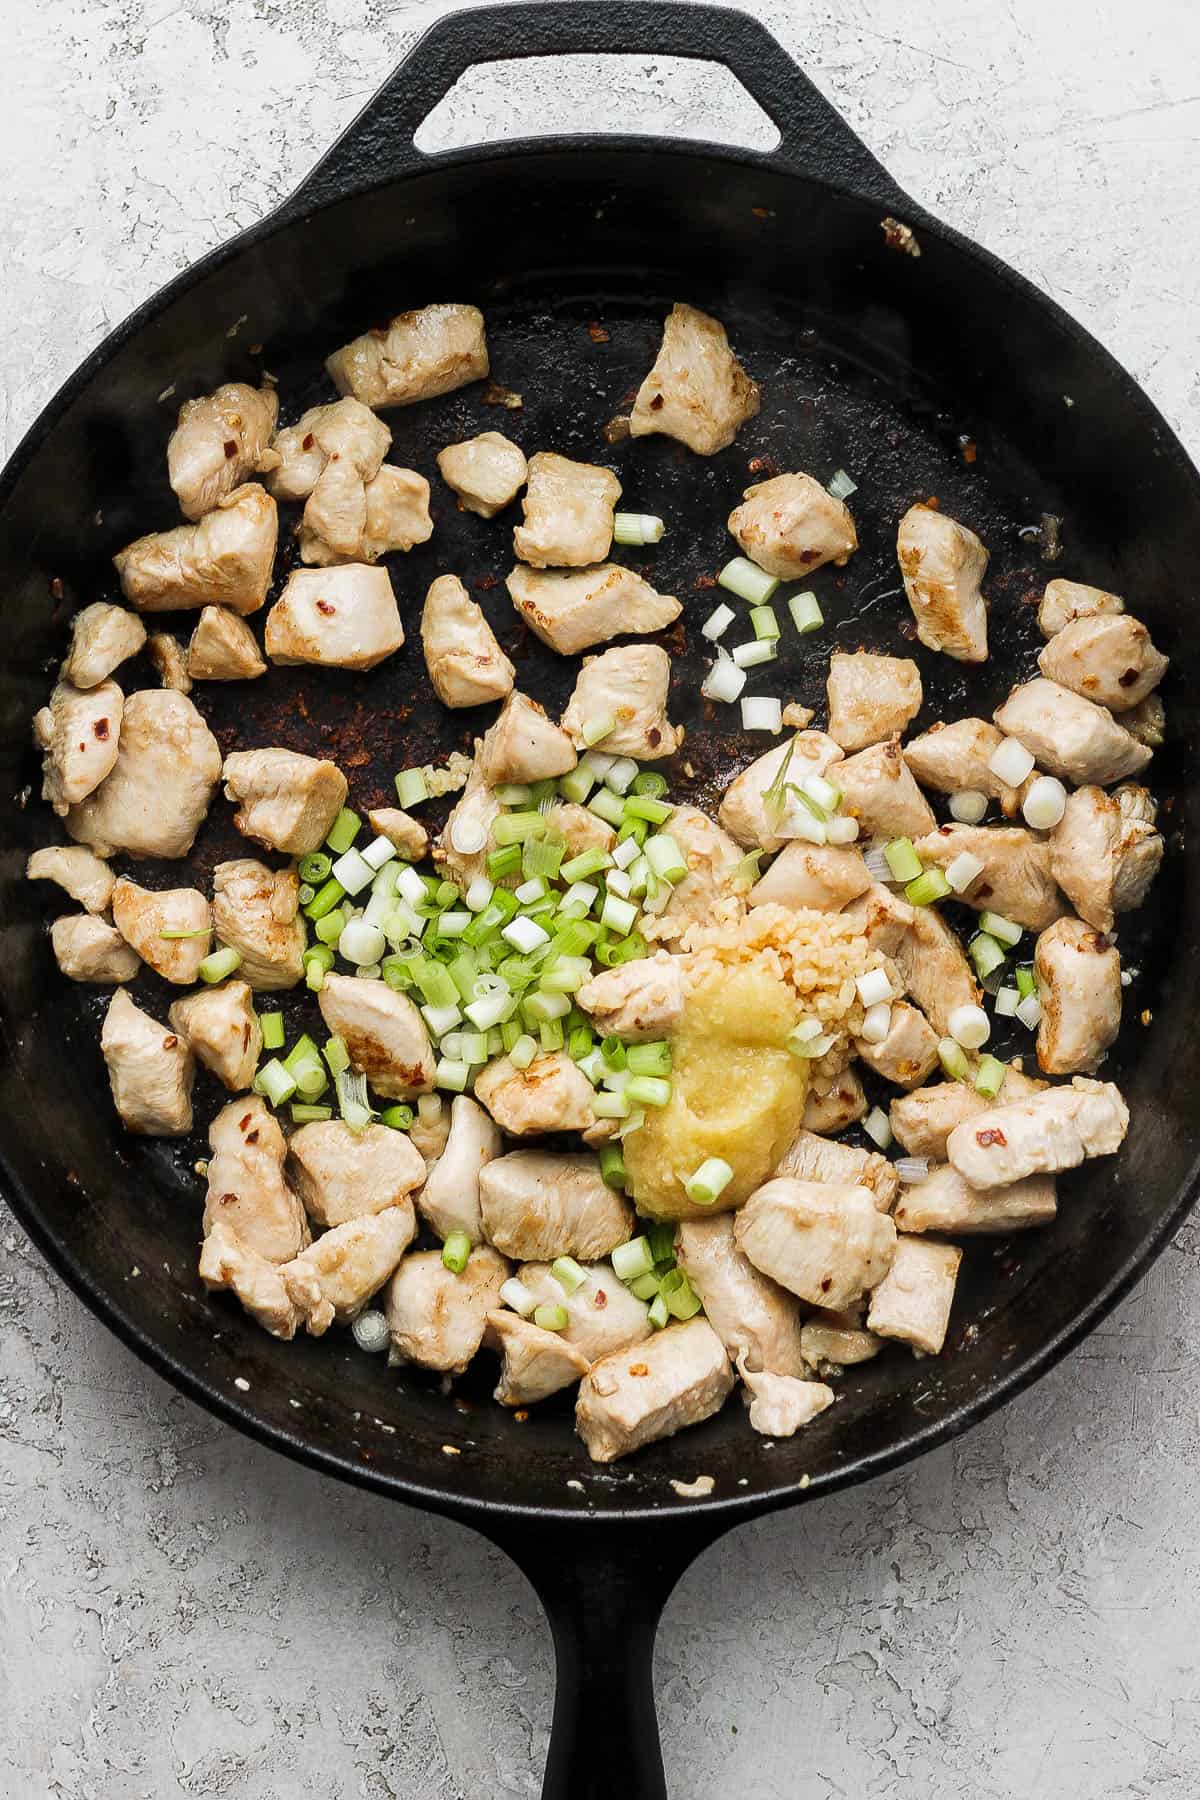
[544,802,615,858]
[475,1052,596,1136]
[800,1311,883,1373]
[718,732,844,852]
[487,1310,591,1407]
[367,807,429,861]
[62,602,146,689]
[479,1150,632,1261]
[409,1096,451,1164]
[749,842,872,913]
[326,303,489,409]
[286,1121,425,1229]
[661,804,744,926]
[147,632,191,693]
[477,689,577,785]
[896,503,988,662]
[518,1261,652,1363]
[736,1179,896,1310]
[513,452,621,568]
[67,689,221,860]
[890,1069,1046,1159]
[1049,784,1163,932]
[203,1096,308,1261]
[26,844,115,914]
[737,1361,835,1438]
[629,303,760,455]
[1034,916,1121,1075]
[437,431,527,518]
[946,1076,1129,1188]
[211,859,305,991]
[840,881,915,957]
[773,1127,899,1210]
[186,606,266,681]
[728,472,857,580]
[282,1206,416,1336]
[168,981,261,1092]
[111,877,211,984]
[265,563,402,672]
[675,1215,808,1376]
[1038,613,1167,713]
[826,651,922,752]
[576,1315,735,1462]
[421,574,515,709]
[561,644,680,760]
[51,914,140,984]
[801,1066,868,1135]
[114,483,277,614]
[576,955,685,1041]
[854,1000,940,1089]
[168,382,279,520]
[993,678,1152,785]
[318,974,435,1099]
[222,747,348,856]
[913,824,1064,931]
[1038,577,1125,639]
[416,1096,502,1242]
[1123,692,1165,749]
[893,903,981,1037]
[268,397,391,502]
[101,988,195,1136]
[34,679,122,814]
[902,718,1026,816]
[837,737,935,840]
[198,1222,299,1340]
[384,1245,509,1373]
[507,563,681,655]
[301,464,433,566]
[893,1163,1057,1235]
[866,1236,961,1356]
[433,758,501,889]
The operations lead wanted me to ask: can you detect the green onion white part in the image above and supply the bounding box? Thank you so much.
[361,836,396,871]
[702,656,747,703]
[581,713,616,747]
[741,696,782,733]
[394,767,429,809]
[859,1001,892,1044]
[893,1156,929,1184]
[338,918,386,966]
[500,1277,536,1318]
[1022,775,1067,830]
[685,1157,733,1207]
[1015,994,1043,1030]
[949,789,989,825]
[255,1059,297,1106]
[948,1003,990,1050]
[551,1256,587,1295]
[612,512,665,546]
[750,604,780,641]
[937,1037,971,1082]
[718,556,779,605]
[825,814,860,845]
[827,468,858,500]
[946,850,985,893]
[969,932,1006,980]
[331,848,373,895]
[731,639,776,669]
[863,1106,892,1150]
[994,985,1020,1017]
[979,911,1022,948]
[351,1311,390,1354]
[988,736,1035,786]
[701,602,737,641]
[856,967,893,1008]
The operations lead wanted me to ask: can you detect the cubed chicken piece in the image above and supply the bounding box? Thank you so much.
[34,679,122,814]
[576,954,686,1041]
[729,472,857,580]
[265,563,403,671]
[211,859,305,991]
[474,1053,596,1136]
[947,1076,1129,1188]
[896,503,988,662]
[367,807,428,861]
[913,824,1065,931]
[286,1121,425,1228]
[1038,578,1125,639]
[1123,693,1165,749]
[326,303,488,409]
[893,1162,1057,1235]
[840,882,915,957]
[749,842,872,913]
[477,689,577,785]
[675,1215,808,1376]
[837,737,935,840]
[825,650,922,752]
[737,1360,835,1438]
[866,1236,961,1356]
[437,431,527,517]
[186,606,266,681]
[855,1000,940,1090]
[67,690,221,860]
[630,303,760,455]
[903,718,1026,815]
[168,382,279,520]
[893,904,981,1037]
[168,981,261,1092]
[384,1245,509,1373]
[544,802,616,859]
[1038,613,1167,713]
[487,1311,591,1407]
[433,759,501,889]
[773,1127,899,1210]
[26,844,115,914]
[514,452,621,568]
[736,1178,896,1309]
[301,465,433,566]
[800,1308,883,1372]
[267,397,391,502]
[51,915,141,984]
[518,1261,652,1362]
[421,574,515,709]
[318,973,435,1099]
[889,1070,1047,1159]
[561,644,680,760]
[203,1096,308,1261]
[111,877,211,984]
[409,1096,450,1164]
[1050,784,1162,933]
[507,563,681,655]
[114,484,277,614]
[282,1205,416,1336]
[416,1095,502,1242]
[1034,916,1121,1075]
[1116,782,1158,826]
[661,805,744,926]
[101,988,195,1135]
[221,748,348,856]
[801,1067,868,1135]
[147,633,191,693]
[479,1150,632,1260]
[576,1316,735,1462]
[62,603,146,689]
[993,678,1151,785]
[198,1222,299,1340]
[718,732,844,852]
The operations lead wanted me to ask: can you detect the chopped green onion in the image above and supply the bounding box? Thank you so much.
[788,590,823,635]
[582,712,616,747]
[601,1036,628,1071]
[331,849,374,898]
[394,767,429,809]
[856,967,894,1008]
[199,946,242,984]
[587,787,626,828]
[361,835,396,872]
[624,794,673,825]
[381,1103,414,1130]
[298,851,332,885]
[297,884,316,908]
[702,602,737,641]
[863,1105,893,1150]
[254,1058,296,1106]
[314,907,348,946]
[533,1303,568,1333]
[946,850,985,894]
[591,1089,631,1119]
[905,868,952,906]
[613,511,665,546]
[750,604,780,641]
[522,836,565,883]
[501,915,550,955]
[481,846,518,884]
[1016,993,1043,1030]
[685,1157,733,1207]
[559,848,612,885]
[702,655,747,703]
[539,1017,565,1052]
[626,1040,672,1078]
[625,1074,671,1108]
[325,808,361,855]
[994,985,1020,1017]
[291,1103,333,1124]
[647,1294,670,1330]
[435,1057,469,1092]
[322,1035,351,1078]
[938,1037,971,1082]
[599,1144,627,1190]
[159,926,209,940]
[500,1277,537,1318]
[509,1033,538,1070]
[644,833,686,884]
[980,911,1023,949]
[884,837,923,883]
[596,930,647,968]
[551,1256,587,1295]
[600,894,638,936]
[629,1271,662,1302]
[524,989,571,1024]
[500,1017,524,1053]
[786,1022,835,1059]
[661,1270,702,1320]
[335,1067,374,1131]
[495,783,533,805]
[731,639,776,669]
[975,1055,1007,1099]
[647,1224,675,1265]
[612,1236,654,1281]
[969,932,1006,979]
[442,1231,471,1274]
[568,1023,595,1061]
[827,467,858,500]
[259,1011,285,1050]
[1015,965,1038,999]
[604,757,639,797]
[492,811,546,846]
[718,556,779,605]
[557,762,597,805]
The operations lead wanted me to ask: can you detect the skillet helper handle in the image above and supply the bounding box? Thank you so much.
[283,1,912,215]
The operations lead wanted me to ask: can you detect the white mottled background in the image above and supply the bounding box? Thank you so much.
[2,2,1199,1795]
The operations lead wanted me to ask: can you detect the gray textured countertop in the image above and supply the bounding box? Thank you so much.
[3,2,1198,1794]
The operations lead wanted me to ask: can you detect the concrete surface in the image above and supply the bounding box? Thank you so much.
[2,1,1199,1794]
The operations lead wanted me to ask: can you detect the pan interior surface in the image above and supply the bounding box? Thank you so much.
[1,145,1196,1520]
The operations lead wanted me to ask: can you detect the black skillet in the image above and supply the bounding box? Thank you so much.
[2,5,1198,1794]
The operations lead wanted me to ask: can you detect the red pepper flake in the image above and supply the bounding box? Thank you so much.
[694,573,717,590]
[751,206,774,220]
[647,727,661,747]
[238,1112,252,1131]
[245,1129,259,1145]
[820,1277,833,1293]
[315,599,336,616]
[49,576,64,601]
[476,572,500,591]
[223,439,238,459]
[242,1023,251,1047]
[1119,667,1139,688]
[924,495,940,510]
[93,718,110,740]
[593,1289,608,1309]
[976,1127,1007,1147]
[959,435,978,464]
[217,1192,238,1209]
[649,393,665,411]
[587,321,610,343]
[629,1363,649,1378]
[747,453,779,477]
[301,432,315,451]
[513,1410,529,1423]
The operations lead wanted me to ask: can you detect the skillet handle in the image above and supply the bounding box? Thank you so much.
[282,1,913,216]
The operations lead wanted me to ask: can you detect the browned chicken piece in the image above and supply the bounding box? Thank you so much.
[802,1066,867,1135]
[840,882,915,957]
[211,859,305,990]
[749,842,872,913]
[893,1163,1057,1235]
[433,757,501,890]
[913,824,1065,931]
[675,1215,808,1377]
[267,397,391,502]
[114,484,277,614]
[1123,692,1165,749]
[198,1221,299,1340]
[1034,917,1121,1075]
[893,904,981,1036]
[866,1237,961,1356]
[326,303,489,409]
[576,955,686,1041]
[318,973,435,1099]
[203,1095,308,1260]
[507,563,681,655]
[147,633,191,693]
[854,1000,940,1089]
[487,1310,591,1407]
[946,1077,1128,1189]
[186,606,266,681]
[782,702,816,730]
[168,981,261,1092]
[1115,782,1157,826]
[735,1177,896,1310]
[282,1206,416,1337]
[1038,613,1168,713]
[1049,784,1163,933]
[367,807,429,861]
[661,804,744,926]
[62,602,146,689]
[384,1245,510,1373]
[543,802,616,859]
[825,650,922,752]
[111,877,211,984]
[801,1313,883,1373]
[575,1316,735,1463]
[409,1096,451,1164]
[518,1262,652,1362]
[513,452,621,568]
[437,431,527,518]
[101,988,195,1136]
[561,644,680,760]
[837,737,935,839]
[1038,577,1125,639]
[737,1360,835,1437]
[477,689,577,785]
[168,382,279,520]
[27,844,115,914]
[287,1120,425,1230]
[629,303,760,455]
[718,732,845,852]
[416,1095,502,1242]
[728,472,857,580]
[896,503,989,662]
[34,679,123,814]
[421,574,515,709]
[67,690,221,860]
[772,1127,899,1210]
[902,717,1026,816]
[301,465,433,566]
[890,1068,1047,1159]
[221,747,348,856]
[51,915,141,984]
[479,1150,632,1260]
[265,563,403,671]
[993,678,1152,785]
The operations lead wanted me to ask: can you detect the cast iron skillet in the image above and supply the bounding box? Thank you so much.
[2,5,1198,1793]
